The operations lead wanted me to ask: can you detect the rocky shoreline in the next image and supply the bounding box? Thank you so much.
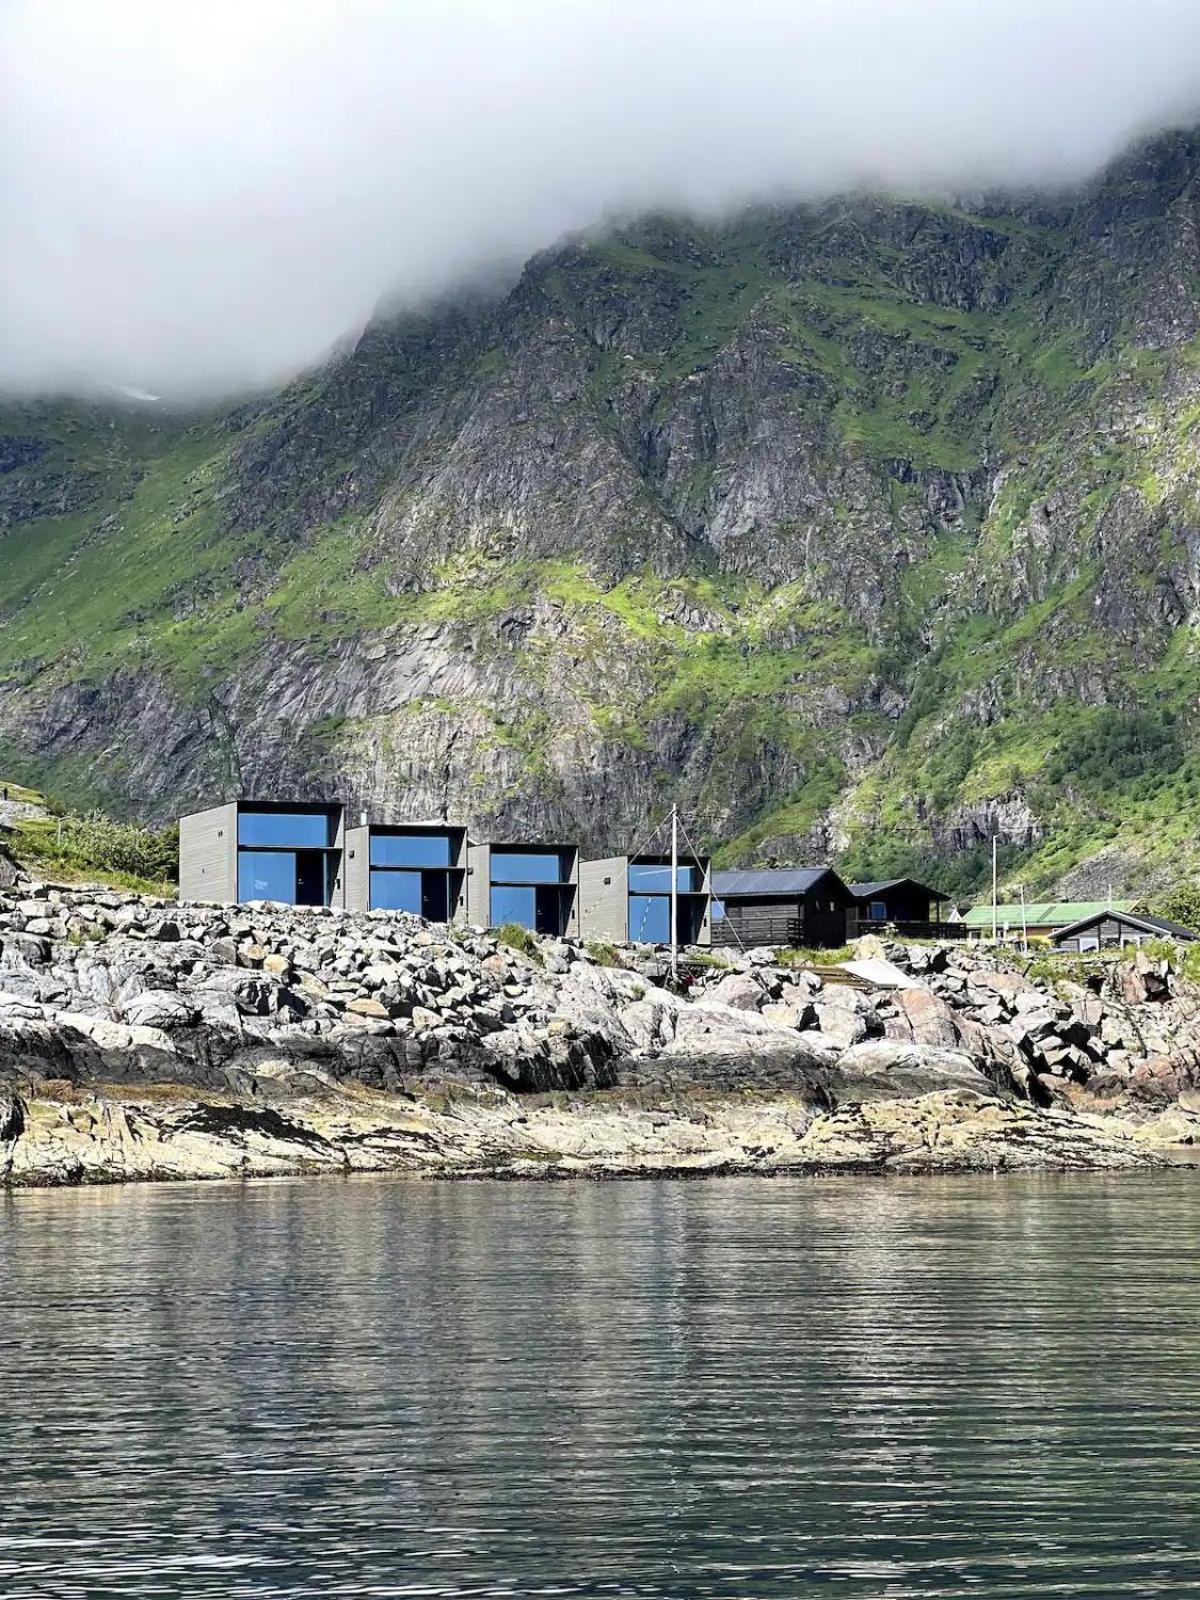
[2,877,1200,1187]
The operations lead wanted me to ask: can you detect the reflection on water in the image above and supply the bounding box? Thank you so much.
[2,1172,1200,1597]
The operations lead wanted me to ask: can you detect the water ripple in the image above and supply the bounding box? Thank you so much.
[2,1172,1200,1596]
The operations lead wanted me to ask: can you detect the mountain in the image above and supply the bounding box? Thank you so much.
[4,128,1200,897]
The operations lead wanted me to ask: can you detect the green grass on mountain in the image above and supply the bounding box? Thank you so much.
[5,140,1200,899]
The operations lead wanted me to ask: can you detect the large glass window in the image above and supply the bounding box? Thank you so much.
[629,894,672,944]
[492,884,537,929]
[370,870,424,913]
[238,850,298,903]
[238,810,333,848]
[491,852,564,884]
[628,864,698,893]
[370,832,453,869]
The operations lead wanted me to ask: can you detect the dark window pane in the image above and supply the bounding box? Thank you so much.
[870,902,887,920]
[492,884,537,929]
[370,833,453,868]
[491,852,564,884]
[629,895,671,943]
[370,870,423,913]
[238,850,297,903]
[238,810,333,848]
[628,864,698,892]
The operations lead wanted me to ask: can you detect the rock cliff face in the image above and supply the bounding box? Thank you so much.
[4,129,1200,891]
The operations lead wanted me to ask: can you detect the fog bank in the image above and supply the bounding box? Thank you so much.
[3,0,1200,398]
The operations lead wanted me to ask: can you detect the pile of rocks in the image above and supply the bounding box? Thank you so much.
[0,881,632,1094]
[692,940,1200,1106]
[1,877,1198,1117]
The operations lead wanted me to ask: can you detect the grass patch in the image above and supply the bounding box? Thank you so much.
[496,923,543,962]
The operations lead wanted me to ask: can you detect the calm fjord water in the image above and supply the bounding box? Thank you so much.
[2,1173,1200,1598]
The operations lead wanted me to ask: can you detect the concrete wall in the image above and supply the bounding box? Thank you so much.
[328,809,347,909]
[466,843,492,927]
[691,865,714,948]
[179,803,237,903]
[343,825,371,912]
[579,856,629,942]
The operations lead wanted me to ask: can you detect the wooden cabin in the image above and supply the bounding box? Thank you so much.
[848,877,958,939]
[1051,908,1198,953]
[709,867,855,949]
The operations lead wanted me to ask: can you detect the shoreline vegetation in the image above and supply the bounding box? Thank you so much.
[3,866,1200,1190]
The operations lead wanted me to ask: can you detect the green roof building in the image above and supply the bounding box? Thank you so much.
[962,900,1138,938]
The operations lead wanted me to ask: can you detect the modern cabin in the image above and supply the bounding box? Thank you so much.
[343,822,468,920]
[848,878,959,939]
[580,853,712,948]
[709,867,855,949]
[179,800,346,907]
[1051,908,1197,953]
[962,900,1137,942]
[467,842,581,937]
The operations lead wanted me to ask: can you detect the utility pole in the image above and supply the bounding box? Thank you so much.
[1019,883,1028,953]
[992,834,999,943]
[670,804,679,984]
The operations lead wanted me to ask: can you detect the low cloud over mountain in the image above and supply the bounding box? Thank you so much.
[3,0,1200,397]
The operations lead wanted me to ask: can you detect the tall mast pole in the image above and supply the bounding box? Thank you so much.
[991,834,998,944]
[670,804,679,983]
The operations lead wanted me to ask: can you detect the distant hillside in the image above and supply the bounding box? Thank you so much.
[4,129,1200,897]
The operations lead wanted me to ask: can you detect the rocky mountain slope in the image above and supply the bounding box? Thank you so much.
[4,128,1200,893]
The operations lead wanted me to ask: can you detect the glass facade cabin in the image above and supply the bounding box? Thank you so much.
[489,847,576,935]
[626,857,708,945]
[366,828,464,921]
[235,806,342,907]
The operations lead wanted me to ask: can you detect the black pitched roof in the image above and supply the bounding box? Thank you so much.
[848,877,951,901]
[1052,908,1199,942]
[711,866,840,897]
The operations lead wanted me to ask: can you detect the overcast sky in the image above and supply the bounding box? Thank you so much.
[3,0,1200,400]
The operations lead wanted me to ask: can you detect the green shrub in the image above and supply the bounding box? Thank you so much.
[586,940,622,968]
[496,922,541,961]
[1152,883,1200,932]
[13,812,178,889]
[1140,938,1200,982]
[779,944,856,966]
[1044,708,1183,789]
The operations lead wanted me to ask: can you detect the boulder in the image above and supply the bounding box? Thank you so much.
[123,991,198,1030]
[892,988,961,1050]
[811,1004,868,1047]
[344,996,389,1019]
[703,973,766,1012]
[836,1041,990,1098]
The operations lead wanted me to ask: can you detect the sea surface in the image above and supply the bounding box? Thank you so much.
[2,1171,1199,1598]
